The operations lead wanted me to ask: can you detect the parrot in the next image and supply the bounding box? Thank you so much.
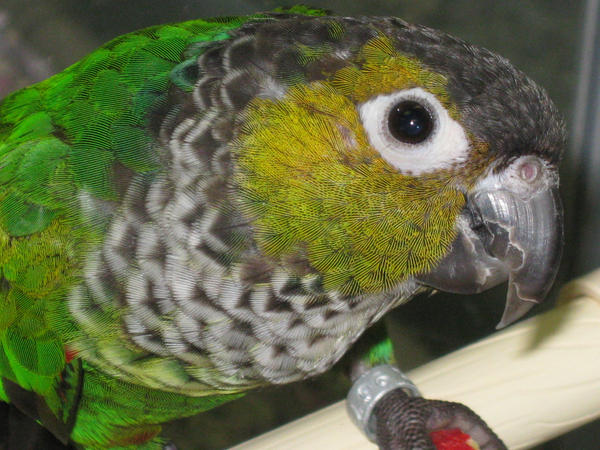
[0,5,565,449]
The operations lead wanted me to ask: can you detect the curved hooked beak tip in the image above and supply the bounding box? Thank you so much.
[417,183,563,329]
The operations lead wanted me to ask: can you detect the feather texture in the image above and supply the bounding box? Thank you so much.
[0,7,564,448]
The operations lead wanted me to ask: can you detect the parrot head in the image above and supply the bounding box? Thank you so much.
[234,15,564,328]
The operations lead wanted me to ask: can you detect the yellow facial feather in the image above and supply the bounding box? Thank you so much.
[332,36,457,115]
[234,37,483,295]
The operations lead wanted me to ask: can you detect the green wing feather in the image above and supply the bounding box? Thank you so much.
[0,9,331,447]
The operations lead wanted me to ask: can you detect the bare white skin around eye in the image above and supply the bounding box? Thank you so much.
[358,87,471,175]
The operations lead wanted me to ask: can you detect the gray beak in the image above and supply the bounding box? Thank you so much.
[417,159,563,328]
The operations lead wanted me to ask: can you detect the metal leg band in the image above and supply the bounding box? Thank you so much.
[346,364,421,441]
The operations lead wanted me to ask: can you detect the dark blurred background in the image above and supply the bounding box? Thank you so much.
[1,0,597,448]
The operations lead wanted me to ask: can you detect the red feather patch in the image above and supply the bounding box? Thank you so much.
[431,428,480,450]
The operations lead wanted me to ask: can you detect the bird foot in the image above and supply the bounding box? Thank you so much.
[346,365,506,450]
[373,389,506,450]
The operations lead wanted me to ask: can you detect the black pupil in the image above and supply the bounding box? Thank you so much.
[388,100,433,144]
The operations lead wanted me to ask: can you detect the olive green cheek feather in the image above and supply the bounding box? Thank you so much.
[235,37,469,295]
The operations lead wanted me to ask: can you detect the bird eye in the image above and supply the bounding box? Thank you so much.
[358,87,470,175]
[387,101,433,144]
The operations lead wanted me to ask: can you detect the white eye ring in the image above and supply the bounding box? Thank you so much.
[359,87,470,175]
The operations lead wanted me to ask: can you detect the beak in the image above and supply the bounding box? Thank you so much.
[416,159,563,328]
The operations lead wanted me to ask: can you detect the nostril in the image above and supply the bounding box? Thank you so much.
[518,159,541,183]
